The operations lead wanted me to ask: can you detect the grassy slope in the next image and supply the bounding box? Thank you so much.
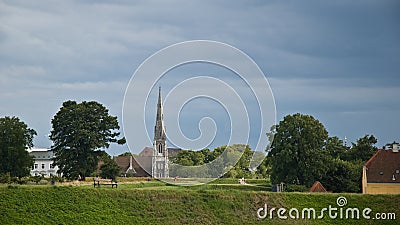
[0,182,399,225]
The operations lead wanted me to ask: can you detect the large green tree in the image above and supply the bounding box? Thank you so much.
[267,113,329,187]
[0,116,36,178]
[50,101,125,180]
[345,135,377,162]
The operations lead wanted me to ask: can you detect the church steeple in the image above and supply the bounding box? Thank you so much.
[154,87,166,141]
[152,87,168,178]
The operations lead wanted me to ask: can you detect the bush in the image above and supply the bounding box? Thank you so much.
[11,177,19,183]
[286,184,309,192]
[7,185,19,189]
[0,173,11,184]
[30,175,42,184]
[17,177,28,185]
[50,175,65,183]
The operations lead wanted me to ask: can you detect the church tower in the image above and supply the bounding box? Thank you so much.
[152,87,169,178]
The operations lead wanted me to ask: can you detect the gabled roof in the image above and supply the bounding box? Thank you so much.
[309,181,327,192]
[114,155,150,177]
[364,149,400,183]
[139,147,153,157]
[114,156,130,172]
[114,147,182,177]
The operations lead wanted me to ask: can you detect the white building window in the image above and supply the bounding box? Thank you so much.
[34,164,38,169]
[41,164,45,169]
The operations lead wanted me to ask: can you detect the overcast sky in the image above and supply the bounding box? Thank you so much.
[1,0,399,155]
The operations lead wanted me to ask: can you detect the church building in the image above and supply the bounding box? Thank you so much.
[152,87,169,178]
[114,87,178,178]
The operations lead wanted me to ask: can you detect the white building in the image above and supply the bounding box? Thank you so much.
[28,148,59,177]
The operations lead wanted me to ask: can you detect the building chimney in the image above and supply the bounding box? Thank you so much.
[393,143,399,153]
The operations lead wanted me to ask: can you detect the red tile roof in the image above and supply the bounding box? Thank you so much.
[309,181,327,192]
[364,149,400,183]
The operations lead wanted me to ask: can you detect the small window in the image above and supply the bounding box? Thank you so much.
[158,144,163,154]
[41,164,45,169]
[34,164,38,169]
[379,171,383,175]
[396,170,399,174]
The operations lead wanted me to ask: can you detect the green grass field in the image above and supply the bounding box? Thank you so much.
[0,180,399,224]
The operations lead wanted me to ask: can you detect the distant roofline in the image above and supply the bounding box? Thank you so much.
[366,182,400,185]
[364,148,399,167]
[364,149,382,167]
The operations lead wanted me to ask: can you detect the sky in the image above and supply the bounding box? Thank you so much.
[0,0,399,156]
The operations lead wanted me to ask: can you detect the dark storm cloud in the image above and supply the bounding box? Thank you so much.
[0,0,399,152]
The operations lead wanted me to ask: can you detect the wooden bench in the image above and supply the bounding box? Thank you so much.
[93,178,118,188]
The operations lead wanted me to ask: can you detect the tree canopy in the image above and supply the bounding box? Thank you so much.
[346,135,377,162]
[0,116,36,178]
[49,100,125,180]
[170,144,257,179]
[267,113,379,193]
[267,113,329,187]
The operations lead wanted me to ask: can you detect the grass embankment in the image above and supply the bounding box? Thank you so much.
[0,181,399,224]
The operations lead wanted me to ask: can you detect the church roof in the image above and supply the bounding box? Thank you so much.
[114,155,150,177]
[113,147,182,177]
[364,149,400,184]
[139,147,153,157]
[168,148,181,156]
[139,146,181,157]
